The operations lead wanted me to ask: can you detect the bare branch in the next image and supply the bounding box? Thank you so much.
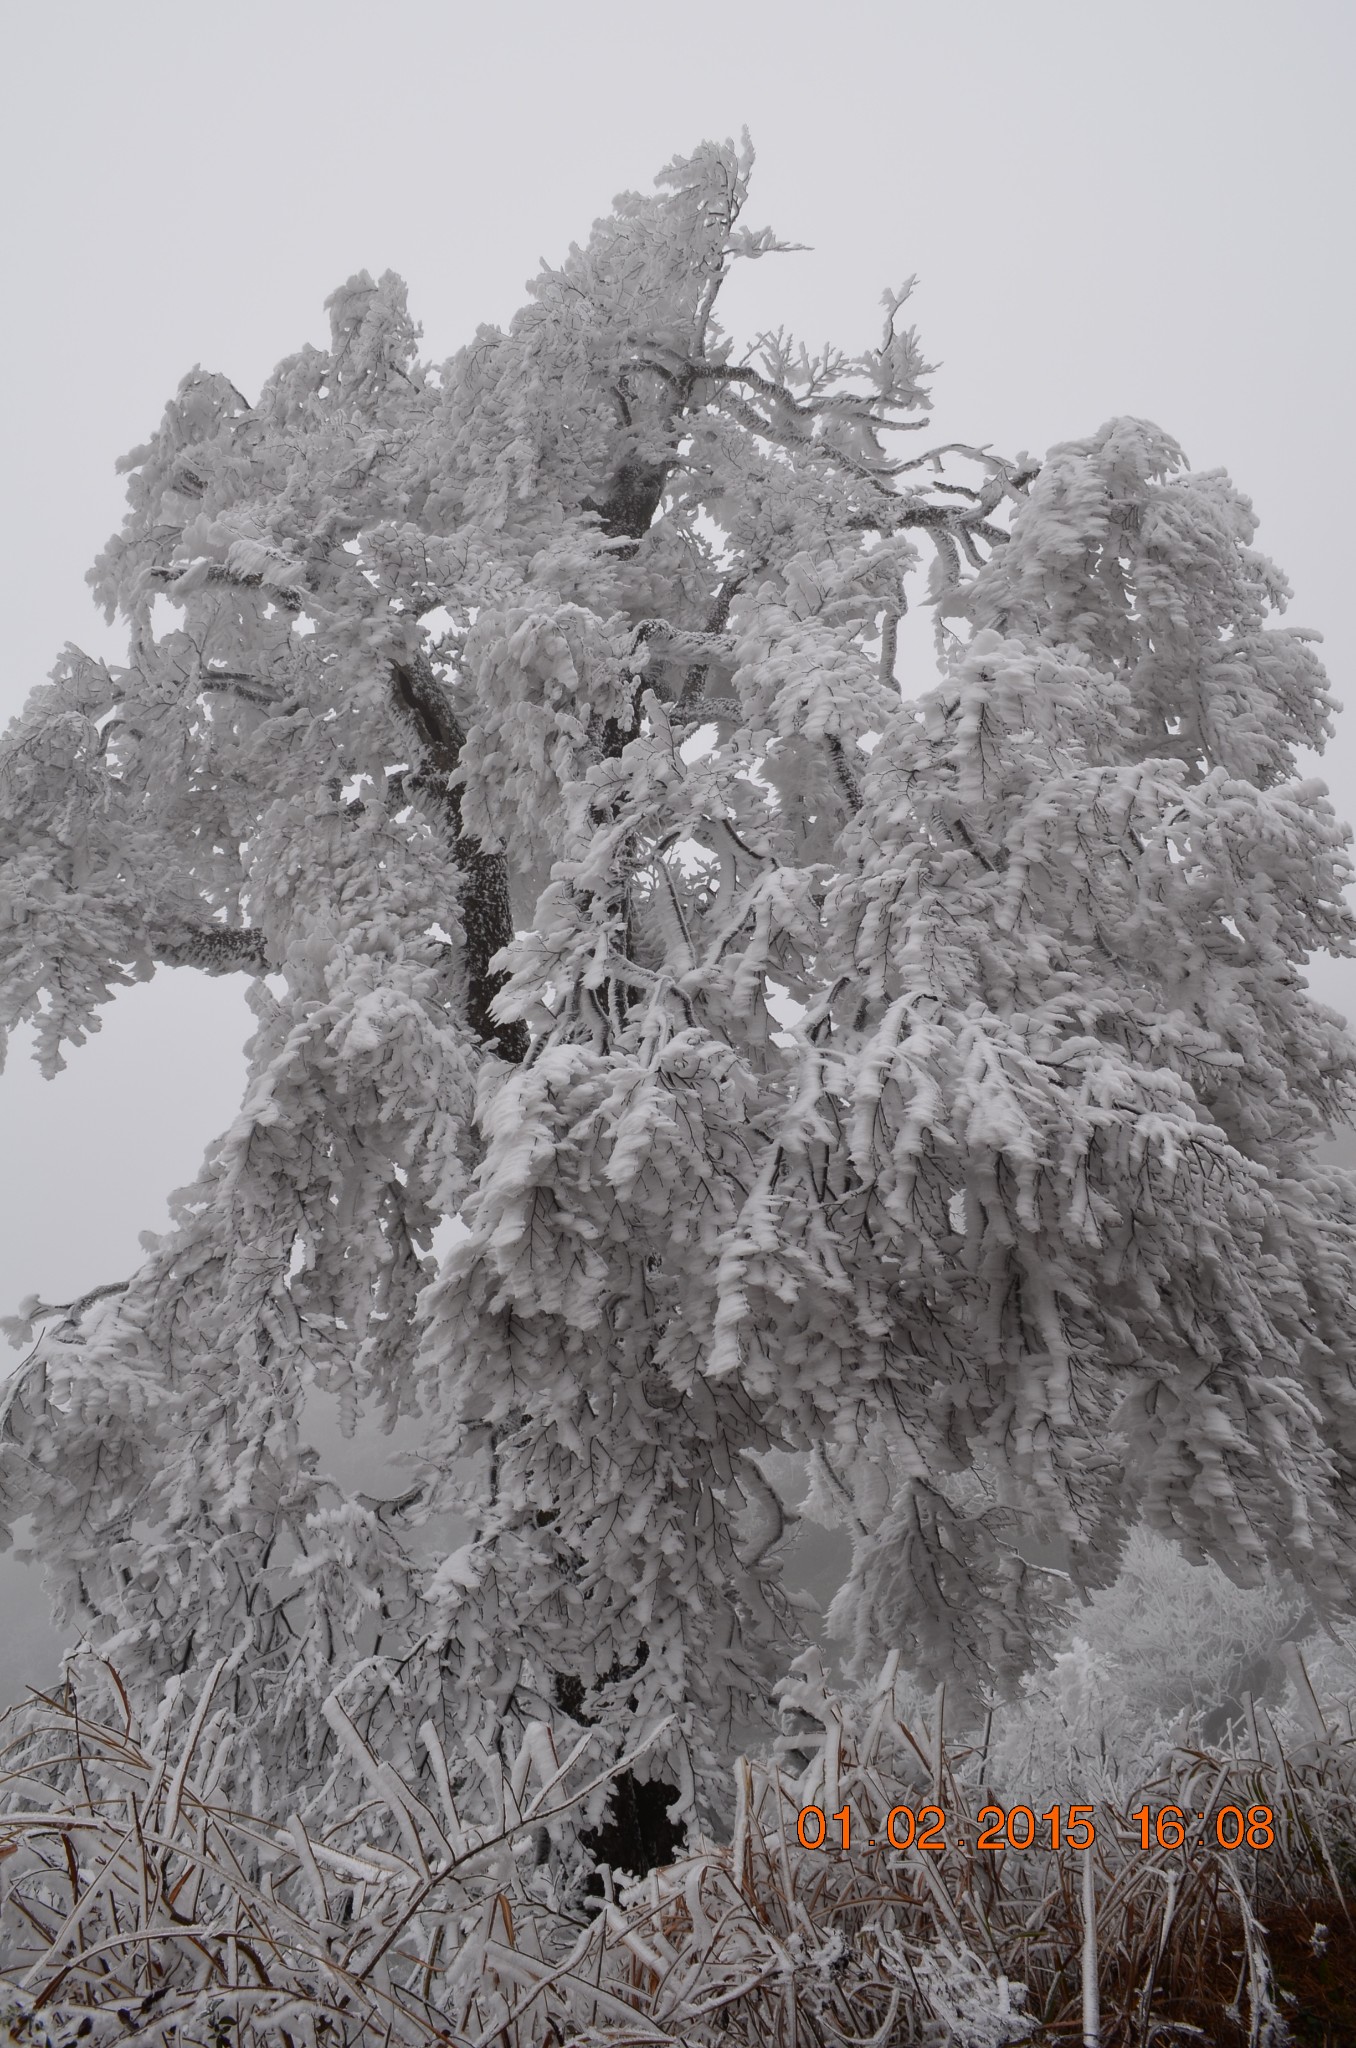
[146,564,306,613]
[198,674,299,713]
[826,734,863,813]
[149,923,271,974]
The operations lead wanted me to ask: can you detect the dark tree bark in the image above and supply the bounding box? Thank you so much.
[584,451,671,549]
[391,657,528,1063]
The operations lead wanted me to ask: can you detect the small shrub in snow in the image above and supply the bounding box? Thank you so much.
[4,1653,1351,2045]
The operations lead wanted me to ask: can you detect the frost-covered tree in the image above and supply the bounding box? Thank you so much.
[3,138,1356,1848]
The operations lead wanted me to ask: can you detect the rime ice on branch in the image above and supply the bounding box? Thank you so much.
[2,137,1355,1840]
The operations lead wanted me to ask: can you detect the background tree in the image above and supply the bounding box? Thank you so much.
[2,139,1354,1851]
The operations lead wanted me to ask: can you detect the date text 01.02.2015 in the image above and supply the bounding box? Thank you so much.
[794,1805,1277,1852]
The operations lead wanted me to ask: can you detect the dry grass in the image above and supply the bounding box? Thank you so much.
[1,1651,1353,2046]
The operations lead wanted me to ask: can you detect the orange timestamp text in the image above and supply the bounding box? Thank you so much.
[794,1803,1275,1853]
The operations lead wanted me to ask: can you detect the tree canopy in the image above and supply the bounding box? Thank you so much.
[3,137,1355,1842]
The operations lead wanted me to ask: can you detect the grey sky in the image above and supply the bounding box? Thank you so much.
[1,1,1353,1696]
